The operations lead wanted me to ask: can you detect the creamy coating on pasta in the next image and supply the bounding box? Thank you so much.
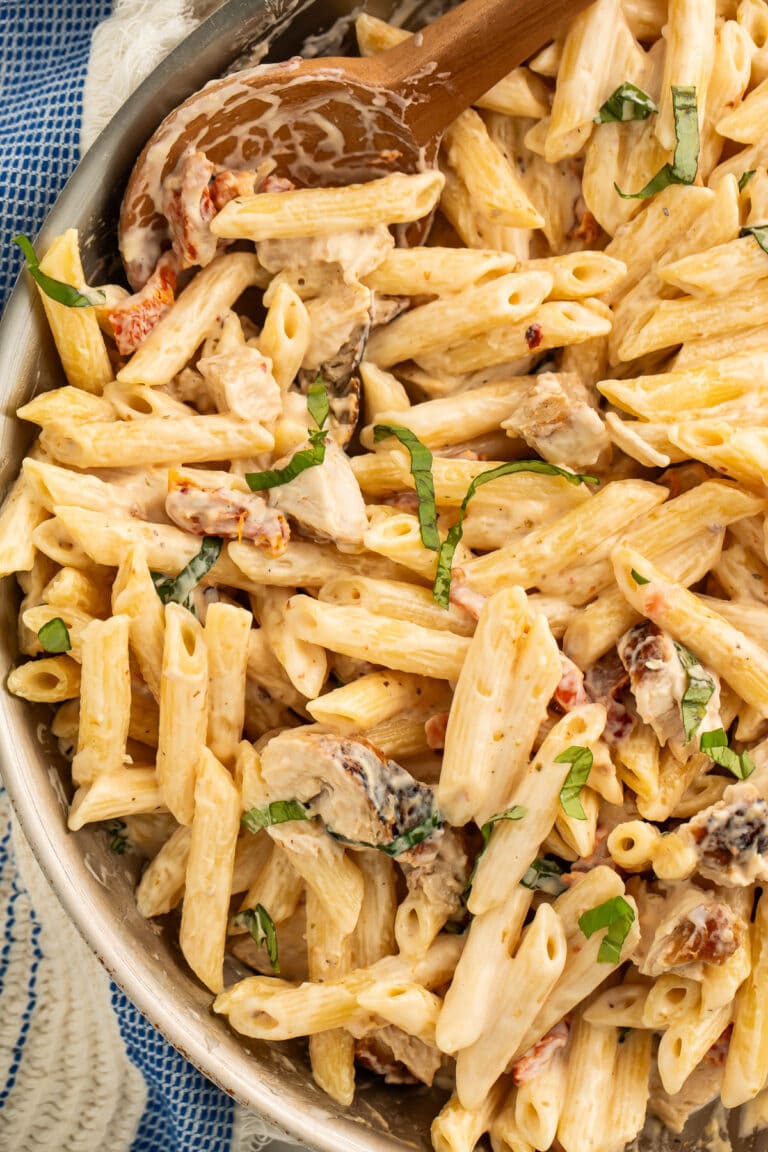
[10,1,768,1148]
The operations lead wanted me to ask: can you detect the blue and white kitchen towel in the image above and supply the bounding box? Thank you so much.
[0,3,297,1148]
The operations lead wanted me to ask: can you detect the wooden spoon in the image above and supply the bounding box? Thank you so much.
[119,0,590,288]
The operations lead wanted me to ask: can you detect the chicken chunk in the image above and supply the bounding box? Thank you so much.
[634,882,744,977]
[400,827,468,925]
[257,227,394,292]
[618,622,721,759]
[686,783,768,886]
[197,346,282,425]
[268,439,368,547]
[501,372,609,469]
[259,729,440,853]
[165,471,289,553]
[584,650,632,745]
[355,1027,442,1086]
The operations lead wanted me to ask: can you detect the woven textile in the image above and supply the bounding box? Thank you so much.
[0,4,298,1149]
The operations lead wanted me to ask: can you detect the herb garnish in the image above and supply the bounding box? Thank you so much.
[106,818,129,854]
[37,617,72,654]
[631,568,650,586]
[739,170,757,193]
[372,424,440,551]
[241,799,309,834]
[432,461,596,609]
[674,642,715,743]
[740,225,768,256]
[233,904,279,972]
[595,83,657,123]
[246,379,330,491]
[556,746,593,820]
[579,895,636,963]
[465,806,527,897]
[520,856,568,896]
[700,728,756,780]
[14,235,105,308]
[616,86,699,199]
[330,809,442,857]
[152,536,222,608]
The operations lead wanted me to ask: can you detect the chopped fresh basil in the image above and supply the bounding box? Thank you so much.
[241,799,309,834]
[740,225,768,256]
[152,536,222,608]
[37,617,71,654]
[372,424,440,551]
[520,856,568,896]
[14,234,105,308]
[465,805,527,898]
[106,818,129,855]
[579,895,636,963]
[739,170,757,193]
[556,746,593,820]
[631,568,650,586]
[234,904,279,972]
[595,82,658,124]
[246,382,330,491]
[674,642,716,743]
[432,461,596,609]
[330,809,442,857]
[700,727,756,780]
[615,86,699,199]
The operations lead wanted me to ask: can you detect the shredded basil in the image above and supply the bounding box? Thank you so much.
[674,642,716,743]
[14,235,105,308]
[740,225,768,256]
[520,856,568,896]
[739,170,757,193]
[595,82,657,124]
[241,799,309,834]
[246,381,330,491]
[556,746,593,820]
[234,904,279,972]
[330,809,442,857]
[465,805,526,898]
[579,895,636,963]
[631,568,650,585]
[37,617,71,654]
[372,424,440,551]
[106,818,129,855]
[616,86,699,199]
[152,536,222,608]
[700,728,756,780]
[432,461,596,609]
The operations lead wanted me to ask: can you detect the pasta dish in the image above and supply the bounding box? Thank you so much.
[5,2,768,1149]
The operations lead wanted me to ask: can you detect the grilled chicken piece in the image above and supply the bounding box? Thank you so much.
[501,372,609,469]
[618,622,721,759]
[257,227,394,294]
[686,783,768,886]
[584,650,632,745]
[649,1055,724,1134]
[197,346,282,425]
[355,1027,442,1086]
[633,883,744,977]
[400,827,468,924]
[108,250,178,356]
[511,1020,569,1085]
[259,729,439,853]
[268,438,368,547]
[166,471,289,552]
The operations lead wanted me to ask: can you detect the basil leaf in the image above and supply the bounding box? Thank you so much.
[739,170,757,193]
[556,746,593,820]
[307,376,330,429]
[152,536,222,607]
[37,617,71,654]
[578,895,636,963]
[631,568,650,585]
[674,642,716,743]
[246,382,330,491]
[616,86,699,199]
[432,461,597,609]
[740,225,768,256]
[520,856,568,896]
[14,234,105,308]
[373,424,440,551]
[241,799,309,834]
[106,818,129,855]
[700,727,756,780]
[595,82,658,123]
[330,809,442,857]
[235,904,280,972]
[480,805,527,847]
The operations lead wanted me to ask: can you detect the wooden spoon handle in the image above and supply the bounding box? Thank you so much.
[377,0,592,146]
